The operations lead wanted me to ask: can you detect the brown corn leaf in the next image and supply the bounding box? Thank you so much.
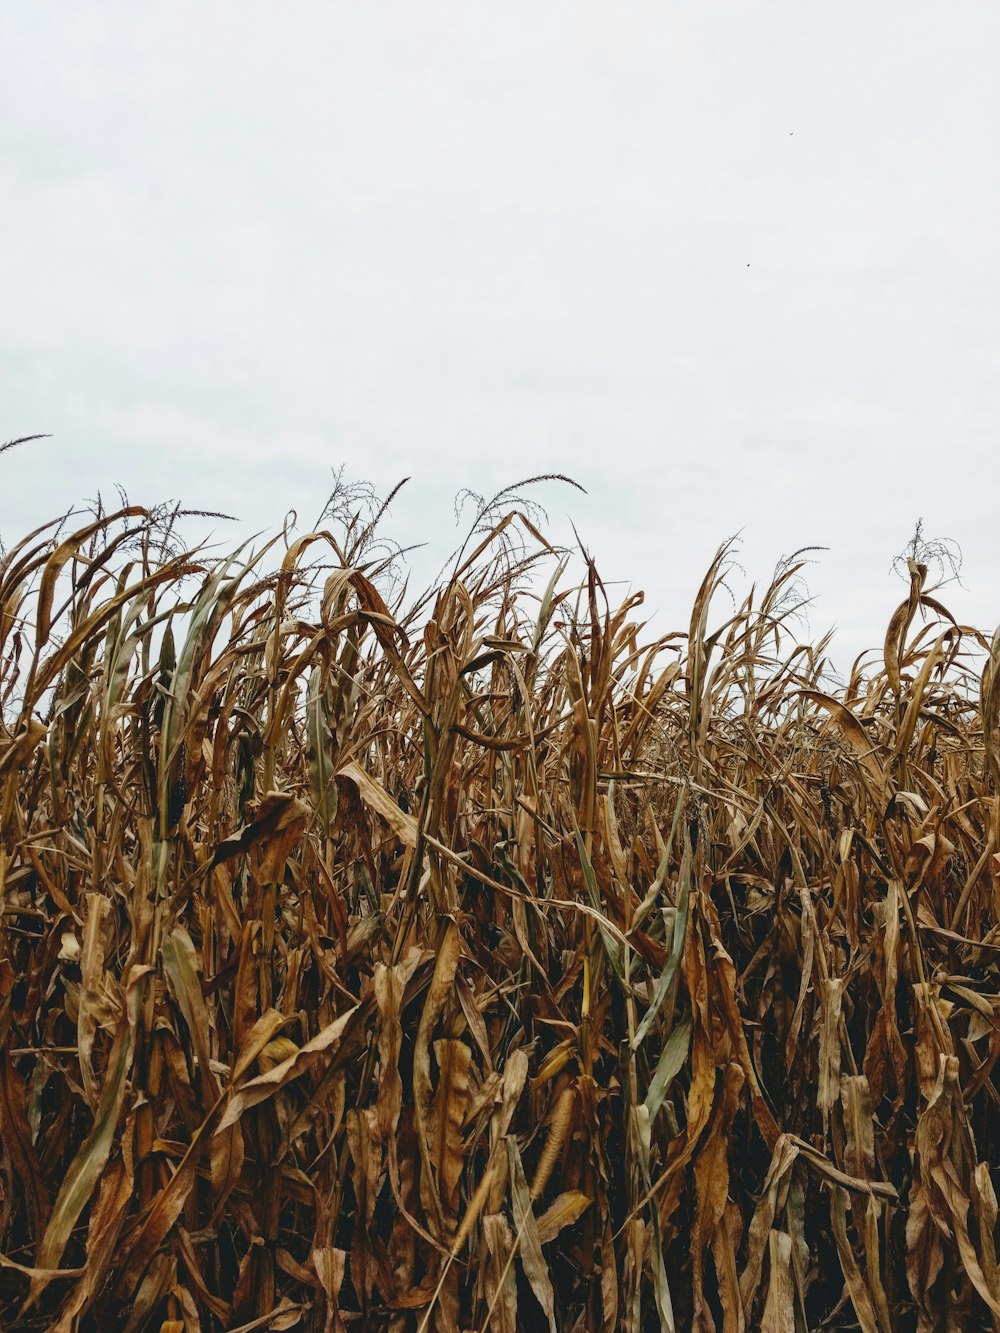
[799,690,886,792]
[337,761,418,848]
[209,791,310,879]
[507,1136,557,1332]
[535,1190,591,1245]
[739,1135,798,1317]
[829,1187,885,1333]
[817,976,844,1121]
[430,1038,472,1227]
[77,892,112,1112]
[413,923,461,1235]
[692,1063,745,1331]
[29,965,150,1304]
[0,1050,50,1242]
[482,1212,518,1333]
[216,1004,359,1133]
[760,1230,795,1333]
[312,1247,347,1333]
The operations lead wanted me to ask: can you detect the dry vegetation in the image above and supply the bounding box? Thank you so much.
[2,479,1000,1331]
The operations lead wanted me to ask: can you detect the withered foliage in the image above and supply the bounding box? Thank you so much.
[3,499,1000,1332]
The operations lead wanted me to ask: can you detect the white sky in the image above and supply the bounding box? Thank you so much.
[2,2,998,672]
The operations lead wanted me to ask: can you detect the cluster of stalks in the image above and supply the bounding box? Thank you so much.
[2,486,1000,1331]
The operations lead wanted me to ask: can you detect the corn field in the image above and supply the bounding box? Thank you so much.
[2,486,1000,1331]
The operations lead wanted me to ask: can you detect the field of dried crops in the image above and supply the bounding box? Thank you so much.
[2,485,1000,1331]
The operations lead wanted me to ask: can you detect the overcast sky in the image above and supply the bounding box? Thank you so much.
[2,2,998,672]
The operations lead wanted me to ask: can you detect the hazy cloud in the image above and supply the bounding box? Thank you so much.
[2,1,998,668]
